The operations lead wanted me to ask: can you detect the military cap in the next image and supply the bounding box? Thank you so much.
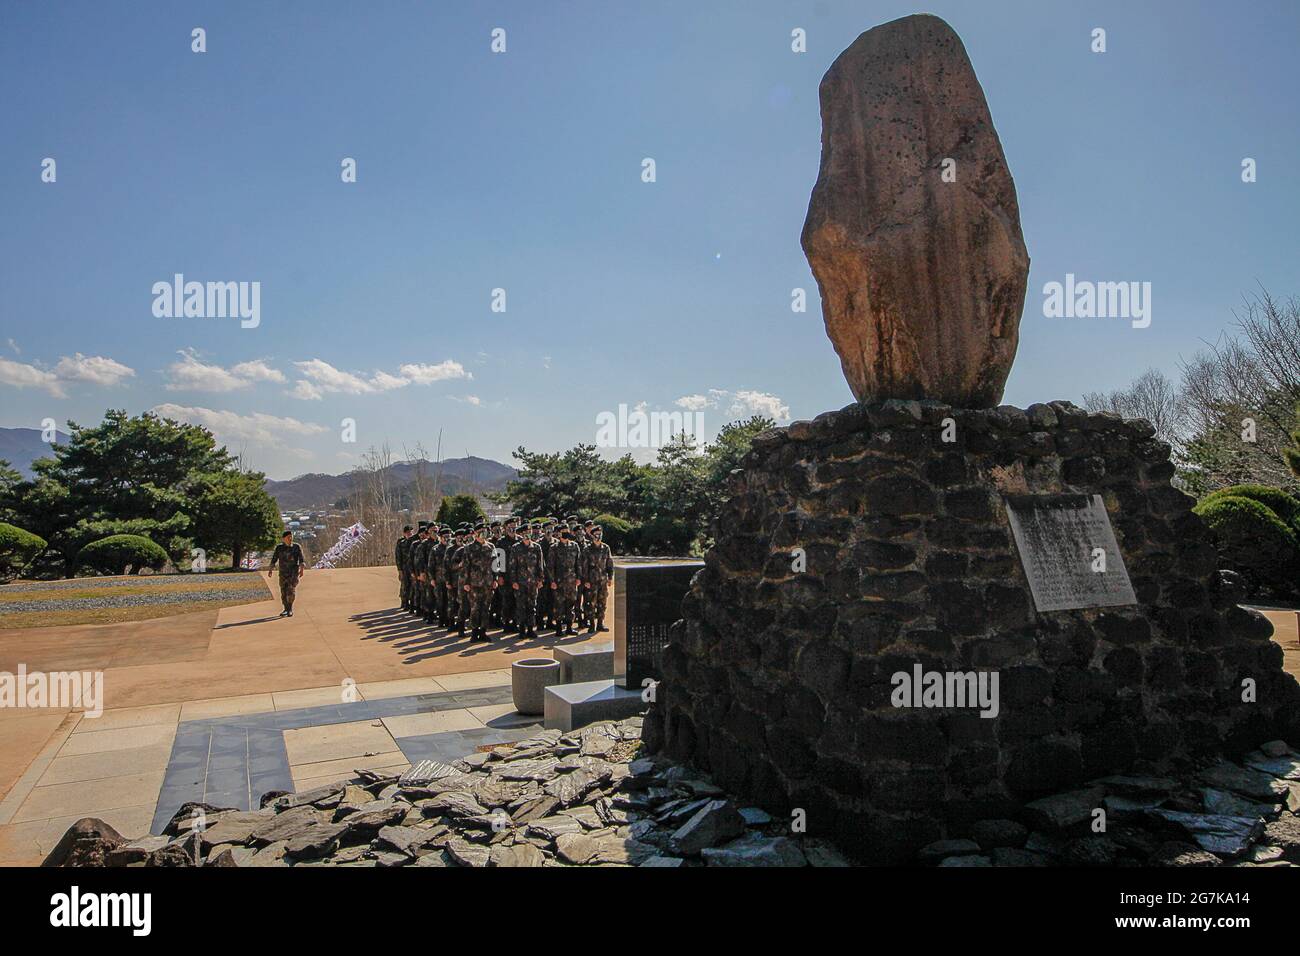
[403,524,413,532]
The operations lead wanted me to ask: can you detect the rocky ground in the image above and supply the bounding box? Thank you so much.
[925,739,1300,867]
[46,717,849,868]
[44,719,1300,868]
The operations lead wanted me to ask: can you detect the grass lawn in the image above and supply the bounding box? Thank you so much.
[0,572,274,628]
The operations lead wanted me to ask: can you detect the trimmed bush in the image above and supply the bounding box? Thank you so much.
[1201,484,1300,531]
[77,534,169,576]
[1193,495,1300,596]
[0,522,47,579]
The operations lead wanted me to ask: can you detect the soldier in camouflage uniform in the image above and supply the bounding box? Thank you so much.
[570,517,589,628]
[425,525,446,625]
[509,523,545,638]
[486,520,503,626]
[537,519,556,629]
[462,523,498,642]
[443,526,468,634]
[406,525,423,614]
[408,523,424,615]
[433,526,452,626]
[495,516,520,634]
[545,526,582,636]
[395,525,414,610]
[579,525,614,634]
[268,530,306,617]
[413,524,432,618]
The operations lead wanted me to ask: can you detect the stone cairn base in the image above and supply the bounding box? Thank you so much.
[643,399,1300,864]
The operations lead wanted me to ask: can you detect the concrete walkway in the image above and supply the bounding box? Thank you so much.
[0,566,608,864]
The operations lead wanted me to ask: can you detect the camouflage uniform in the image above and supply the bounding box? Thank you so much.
[580,536,614,633]
[537,527,555,628]
[414,532,432,617]
[425,534,446,624]
[395,532,413,610]
[463,533,497,640]
[495,525,519,633]
[434,531,452,625]
[509,535,544,635]
[443,533,467,633]
[269,540,306,614]
[545,535,582,635]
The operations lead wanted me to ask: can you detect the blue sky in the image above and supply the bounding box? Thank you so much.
[2,0,1297,479]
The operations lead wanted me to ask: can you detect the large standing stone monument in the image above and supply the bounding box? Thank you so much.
[643,14,1300,864]
[801,14,1029,408]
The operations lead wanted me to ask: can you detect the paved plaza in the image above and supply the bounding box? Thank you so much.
[0,566,607,864]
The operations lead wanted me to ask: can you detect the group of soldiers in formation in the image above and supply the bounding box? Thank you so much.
[394,515,614,642]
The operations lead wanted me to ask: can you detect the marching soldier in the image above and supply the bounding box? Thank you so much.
[395,524,414,610]
[546,525,582,636]
[268,530,307,617]
[463,523,498,642]
[580,524,614,634]
[510,523,545,638]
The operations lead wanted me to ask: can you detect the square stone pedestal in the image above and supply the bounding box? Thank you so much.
[544,680,644,732]
[554,642,614,684]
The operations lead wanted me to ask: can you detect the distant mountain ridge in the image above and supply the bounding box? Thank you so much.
[0,427,68,478]
[265,456,516,510]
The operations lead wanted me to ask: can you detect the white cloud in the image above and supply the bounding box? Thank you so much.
[289,358,469,398]
[288,380,323,401]
[229,359,286,384]
[293,359,378,395]
[52,353,135,387]
[150,403,328,444]
[369,370,410,391]
[729,389,790,422]
[165,350,286,392]
[0,352,135,397]
[399,361,470,384]
[0,357,65,397]
[451,394,482,406]
[673,388,790,422]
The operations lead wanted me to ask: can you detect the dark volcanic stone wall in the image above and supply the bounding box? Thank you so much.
[642,399,1300,863]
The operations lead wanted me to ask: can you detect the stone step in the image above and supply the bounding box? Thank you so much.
[554,642,614,684]
[543,679,645,733]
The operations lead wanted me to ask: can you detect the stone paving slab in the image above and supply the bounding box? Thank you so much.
[149,685,516,832]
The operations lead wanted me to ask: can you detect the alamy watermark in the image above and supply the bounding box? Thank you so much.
[0,665,103,717]
[1042,273,1151,329]
[595,403,705,449]
[891,664,999,718]
[152,274,260,328]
